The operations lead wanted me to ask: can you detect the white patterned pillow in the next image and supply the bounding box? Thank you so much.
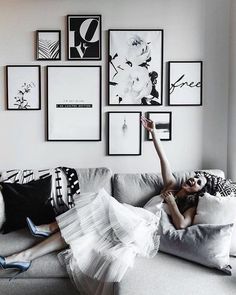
[193,192,236,256]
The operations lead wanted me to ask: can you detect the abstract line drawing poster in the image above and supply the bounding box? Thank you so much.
[36,30,61,60]
[147,112,172,141]
[67,15,101,60]
[108,112,141,155]
[6,65,41,110]
[168,61,202,106]
[47,66,101,141]
[109,29,163,105]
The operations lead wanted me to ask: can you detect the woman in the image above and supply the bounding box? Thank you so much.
[0,116,234,293]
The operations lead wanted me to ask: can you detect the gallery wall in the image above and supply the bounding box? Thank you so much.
[0,0,231,174]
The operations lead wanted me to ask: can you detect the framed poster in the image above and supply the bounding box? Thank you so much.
[168,61,203,106]
[107,112,142,156]
[147,112,172,141]
[108,29,163,105]
[36,30,61,60]
[6,65,41,110]
[47,66,101,141]
[67,15,101,60]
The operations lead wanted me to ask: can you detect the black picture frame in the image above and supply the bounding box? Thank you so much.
[6,65,41,110]
[67,15,102,60]
[36,30,61,60]
[168,61,203,106]
[107,111,142,156]
[108,29,164,106]
[47,65,101,141]
[147,112,172,141]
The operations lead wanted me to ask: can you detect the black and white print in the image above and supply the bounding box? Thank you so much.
[67,15,101,60]
[108,112,142,155]
[147,112,172,141]
[168,61,203,106]
[47,66,101,141]
[36,30,61,60]
[108,30,163,105]
[6,65,41,110]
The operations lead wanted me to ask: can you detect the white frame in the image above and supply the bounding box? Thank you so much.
[47,66,101,141]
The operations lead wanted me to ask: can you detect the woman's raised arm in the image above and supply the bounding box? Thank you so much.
[141,116,176,189]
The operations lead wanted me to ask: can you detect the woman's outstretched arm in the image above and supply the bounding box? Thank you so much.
[141,116,176,189]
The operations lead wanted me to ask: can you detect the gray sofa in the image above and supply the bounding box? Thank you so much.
[0,167,235,295]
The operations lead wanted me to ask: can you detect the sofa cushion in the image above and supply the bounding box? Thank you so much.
[159,211,233,274]
[0,229,67,278]
[113,169,225,206]
[115,253,236,295]
[76,167,112,195]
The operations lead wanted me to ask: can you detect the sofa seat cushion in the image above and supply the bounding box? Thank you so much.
[115,253,236,295]
[0,229,68,278]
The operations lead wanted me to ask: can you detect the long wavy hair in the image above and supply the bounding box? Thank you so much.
[194,171,236,197]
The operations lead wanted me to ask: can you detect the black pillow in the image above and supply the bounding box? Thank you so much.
[0,176,55,234]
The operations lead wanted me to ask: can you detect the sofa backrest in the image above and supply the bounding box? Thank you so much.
[113,169,225,207]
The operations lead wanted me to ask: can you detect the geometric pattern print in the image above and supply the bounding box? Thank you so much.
[0,167,80,215]
[38,40,60,59]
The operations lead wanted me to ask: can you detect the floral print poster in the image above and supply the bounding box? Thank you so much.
[108,30,163,105]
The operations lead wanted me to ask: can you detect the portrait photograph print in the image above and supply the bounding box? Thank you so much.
[47,66,101,141]
[36,30,61,60]
[147,112,172,141]
[108,29,163,105]
[6,65,41,110]
[108,112,141,156]
[67,15,101,60]
[168,61,203,106]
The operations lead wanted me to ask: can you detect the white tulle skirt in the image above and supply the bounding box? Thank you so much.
[56,188,160,295]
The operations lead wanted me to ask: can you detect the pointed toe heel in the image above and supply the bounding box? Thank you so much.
[26,217,51,238]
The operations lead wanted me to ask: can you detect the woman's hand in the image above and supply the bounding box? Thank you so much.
[161,191,176,205]
[141,116,154,133]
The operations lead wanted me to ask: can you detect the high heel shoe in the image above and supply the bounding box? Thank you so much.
[0,255,31,281]
[26,217,51,238]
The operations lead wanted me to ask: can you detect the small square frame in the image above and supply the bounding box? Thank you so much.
[6,65,41,110]
[147,112,172,141]
[36,30,61,60]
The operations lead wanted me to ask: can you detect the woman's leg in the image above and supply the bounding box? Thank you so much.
[5,232,67,264]
[34,221,59,234]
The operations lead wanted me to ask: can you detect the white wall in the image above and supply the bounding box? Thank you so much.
[228,0,236,180]
[0,0,230,173]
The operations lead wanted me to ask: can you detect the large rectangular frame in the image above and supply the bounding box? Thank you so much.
[107,111,142,156]
[6,65,41,110]
[168,61,203,106]
[108,29,163,105]
[67,15,102,60]
[47,66,101,141]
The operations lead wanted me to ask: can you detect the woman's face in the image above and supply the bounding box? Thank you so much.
[182,175,207,193]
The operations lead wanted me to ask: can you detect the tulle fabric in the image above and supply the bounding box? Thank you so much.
[57,188,161,295]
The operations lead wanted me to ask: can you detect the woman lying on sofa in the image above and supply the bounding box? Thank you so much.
[0,116,235,294]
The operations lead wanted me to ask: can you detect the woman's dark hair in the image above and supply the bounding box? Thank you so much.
[194,171,236,196]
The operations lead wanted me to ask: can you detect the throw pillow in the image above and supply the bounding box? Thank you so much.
[193,192,236,256]
[0,186,6,230]
[0,176,55,234]
[159,210,233,275]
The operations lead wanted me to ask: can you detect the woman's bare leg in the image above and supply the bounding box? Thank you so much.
[35,221,59,234]
[5,232,67,264]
